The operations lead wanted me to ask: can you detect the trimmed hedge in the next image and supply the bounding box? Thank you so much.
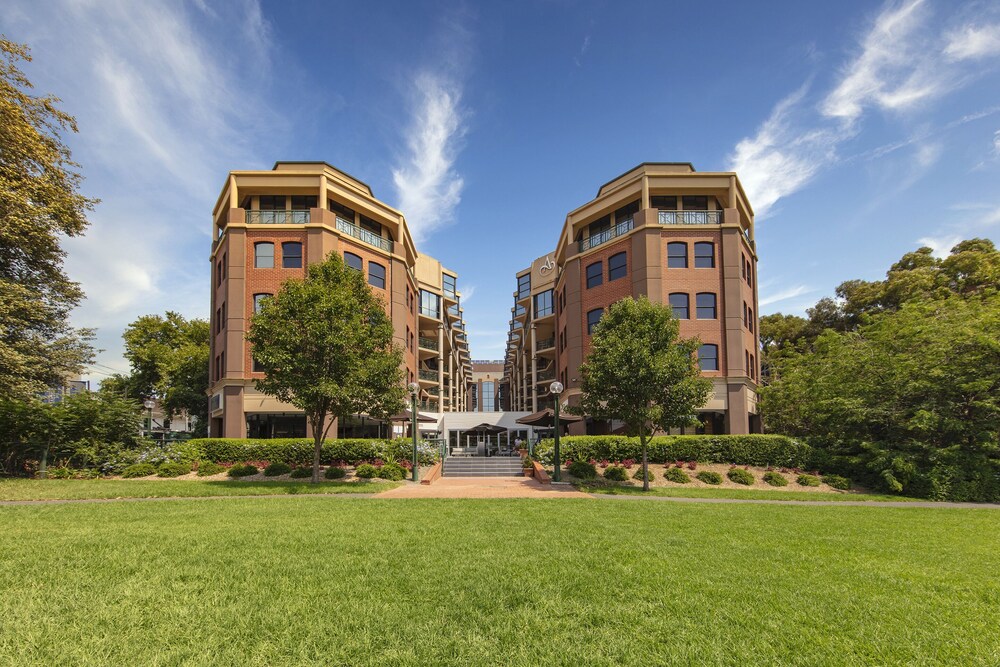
[534,435,810,468]
[186,438,438,466]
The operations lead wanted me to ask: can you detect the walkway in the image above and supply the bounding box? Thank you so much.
[376,477,590,499]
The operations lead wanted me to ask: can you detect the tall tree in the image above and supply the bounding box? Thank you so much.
[0,38,96,400]
[246,253,405,482]
[577,297,712,490]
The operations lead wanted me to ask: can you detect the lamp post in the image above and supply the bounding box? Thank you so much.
[549,381,564,482]
[407,382,420,482]
[143,399,155,438]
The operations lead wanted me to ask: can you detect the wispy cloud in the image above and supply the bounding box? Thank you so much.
[944,23,1000,61]
[759,285,814,307]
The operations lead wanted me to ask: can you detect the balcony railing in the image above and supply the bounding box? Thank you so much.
[658,210,722,225]
[418,369,438,381]
[246,209,311,225]
[418,336,439,351]
[537,337,555,351]
[579,217,633,252]
[335,216,394,253]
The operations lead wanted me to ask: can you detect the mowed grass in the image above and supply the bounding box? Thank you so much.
[579,483,924,503]
[0,478,399,501]
[2,499,999,666]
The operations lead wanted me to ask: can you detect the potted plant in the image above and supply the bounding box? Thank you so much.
[521,456,534,477]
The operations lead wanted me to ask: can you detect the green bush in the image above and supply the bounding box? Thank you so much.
[797,474,821,487]
[290,466,312,479]
[377,463,406,481]
[187,438,438,466]
[603,466,627,481]
[822,474,851,490]
[227,464,258,478]
[533,435,810,468]
[727,468,755,485]
[324,466,346,479]
[763,471,789,487]
[664,466,691,484]
[696,470,723,485]
[567,460,597,480]
[263,462,292,477]
[196,461,226,477]
[355,463,378,479]
[632,466,655,482]
[121,463,157,478]
[156,462,190,478]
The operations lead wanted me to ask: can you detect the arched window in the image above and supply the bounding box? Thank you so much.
[698,344,719,371]
[344,252,363,271]
[608,252,627,281]
[282,242,302,268]
[694,242,715,268]
[696,293,717,319]
[669,293,689,319]
[254,242,274,268]
[667,242,687,268]
[368,262,386,289]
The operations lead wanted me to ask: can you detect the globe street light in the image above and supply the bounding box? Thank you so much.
[549,381,564,482]
[407,382,420,482]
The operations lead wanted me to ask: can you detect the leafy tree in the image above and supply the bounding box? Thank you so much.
[0,38,97,399]
[118,312,209,435]
[246,253,405,482]
[577,297,712,490]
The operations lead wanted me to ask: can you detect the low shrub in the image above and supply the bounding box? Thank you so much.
[603,466,628,481]
[763,471,789,487]
[727,468,755,485]
[632,466,655,482]
[377,463,406,481]
[121,463,157,478]
[797,474,821,487]
[822,474,851,490]
[156,462,190,478]
[567,460,597,480]
[696,470,723,485]
[664,466,691,484]
[263,462,292,477]
[227,464,258,478]
[290,466,313,479]
[355,463,378,479]
[196,461,226,477]
[324,466,347,480]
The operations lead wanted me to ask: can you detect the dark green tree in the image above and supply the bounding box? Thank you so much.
[577,297,712,490]
[246,253,405,482]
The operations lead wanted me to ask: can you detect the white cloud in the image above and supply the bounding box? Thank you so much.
[918,235,962,258]
[759,285,814,307]
[944,24,1000,61]
[392,72,467,243]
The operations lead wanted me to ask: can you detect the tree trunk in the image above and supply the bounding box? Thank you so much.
[641,435,649,492]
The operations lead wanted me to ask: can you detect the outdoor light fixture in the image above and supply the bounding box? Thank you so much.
[550,381,564,482]
[407,382,420,482]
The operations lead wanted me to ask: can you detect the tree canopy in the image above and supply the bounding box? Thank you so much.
[577,296,712,490]
[246,252,405,482]
[0,38,96,400]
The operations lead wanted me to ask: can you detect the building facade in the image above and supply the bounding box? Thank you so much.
[503,163,760,434]
[208,162,471,438]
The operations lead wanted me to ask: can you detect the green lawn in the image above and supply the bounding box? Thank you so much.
[0,478,399,501]
[1,498,998,665]
[578,482,924,503]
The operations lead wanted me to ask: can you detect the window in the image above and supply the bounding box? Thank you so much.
[669,293,690,319]
[443,274,457,298]
[682,196,708,210]
[368,262,386,289]
[517,273,531,299]
[696,293,717,319]
[282,242,302,268]
[587,308,603,335]
[253,293,271,314]
[420,290,440,318]
[259,195,285,210]
[694,242,715,268]
[586,261,603,288]
[608,252,627,281]
[290,195,317,209]
[667,242,687,268]
[651,195,678,210]
[534,289,553,317]
[254,242,274,268]
[698,344,719,371]
[344,252,362,272]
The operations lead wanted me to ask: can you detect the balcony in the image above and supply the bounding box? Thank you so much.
[418,336,439,351]
[658,210,722,225]
[335,216,394,252]
[246,209,310,225]
[418,369,438,381]
[579,217,633,252]
[537,337,555,351]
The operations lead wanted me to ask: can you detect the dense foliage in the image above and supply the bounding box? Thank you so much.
[534,435,809,468]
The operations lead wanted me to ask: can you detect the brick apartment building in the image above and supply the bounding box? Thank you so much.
[503,163,761,434]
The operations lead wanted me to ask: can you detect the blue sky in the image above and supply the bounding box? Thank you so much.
[3,0,1000,385]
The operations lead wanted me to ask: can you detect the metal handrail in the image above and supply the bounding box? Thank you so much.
[658,210,722,225]
[579,217,633,252]
[418,336,439,351]
[245,209,311,225]
[335,216,394,252]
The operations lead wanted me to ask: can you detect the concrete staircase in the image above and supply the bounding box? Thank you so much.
[442,456,524,477]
